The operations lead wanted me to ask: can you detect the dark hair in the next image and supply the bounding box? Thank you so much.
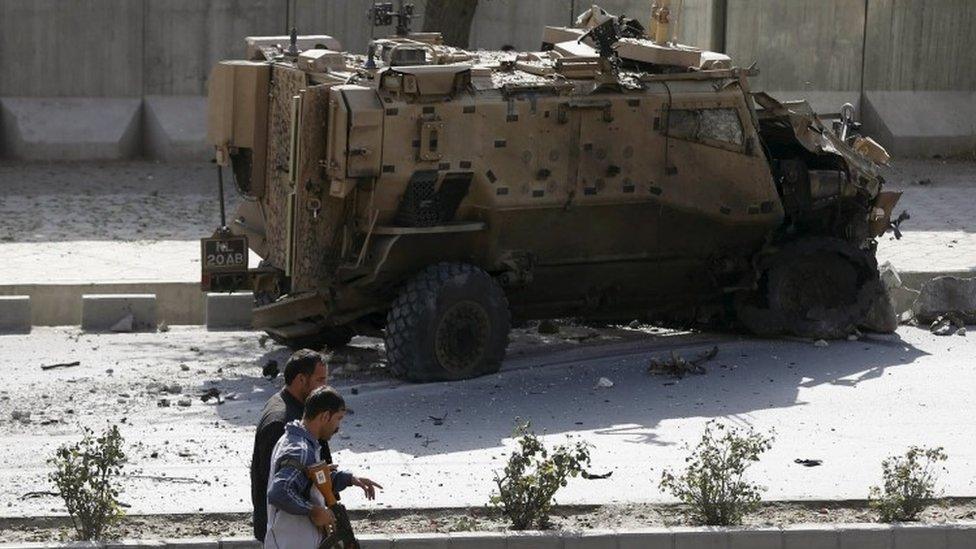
[303,386,346,420]
[284,349,324,385]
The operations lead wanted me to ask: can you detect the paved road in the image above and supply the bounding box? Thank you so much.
[1,326,973,517]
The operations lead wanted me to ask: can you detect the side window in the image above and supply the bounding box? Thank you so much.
[667,108,744,149]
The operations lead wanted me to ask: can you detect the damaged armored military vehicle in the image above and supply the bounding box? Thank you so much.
[201,3,901,381]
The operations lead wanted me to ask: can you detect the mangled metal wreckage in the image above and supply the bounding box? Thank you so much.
[201,3,902,381]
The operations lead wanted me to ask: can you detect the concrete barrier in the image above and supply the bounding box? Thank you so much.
[81,294,157,332]
[764,90,861,117]
[144,96,210,161]
[0,97,142,160]
[861,91,976,158]
[0,283,203,327]
[206,292,254,330]
[2,524,976,548]
[0,295,30,334]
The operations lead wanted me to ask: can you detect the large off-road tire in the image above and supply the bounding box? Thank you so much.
[385,262,511,382]
[737,237,884,339]
[254,291,354,351]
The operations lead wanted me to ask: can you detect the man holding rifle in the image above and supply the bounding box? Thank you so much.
[264,387,382,548]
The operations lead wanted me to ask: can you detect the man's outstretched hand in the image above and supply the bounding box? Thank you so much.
[351,476,383,500]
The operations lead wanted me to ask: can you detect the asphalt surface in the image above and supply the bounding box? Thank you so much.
[1,325,973,518]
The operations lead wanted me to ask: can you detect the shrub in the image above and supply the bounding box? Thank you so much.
[659,421,773,526]
[490,421,591,530]
[869,446,947,522]
[48,425,127,540]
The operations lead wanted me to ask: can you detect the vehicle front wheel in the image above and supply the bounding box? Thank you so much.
[736,237,884,339]
[385,263,511,382]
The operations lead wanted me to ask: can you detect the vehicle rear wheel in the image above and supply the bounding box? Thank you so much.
[737,238,883,339]
[385,263,511,382]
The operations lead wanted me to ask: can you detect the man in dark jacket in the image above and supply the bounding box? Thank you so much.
[251,349,330,541]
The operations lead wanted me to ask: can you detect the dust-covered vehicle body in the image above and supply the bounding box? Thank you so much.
[203,4,899,381]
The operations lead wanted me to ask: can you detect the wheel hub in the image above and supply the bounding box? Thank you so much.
[434,301,491,374]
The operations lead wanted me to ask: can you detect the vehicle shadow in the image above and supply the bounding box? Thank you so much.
[206,330,928,460]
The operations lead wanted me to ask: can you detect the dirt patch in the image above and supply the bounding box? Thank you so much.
[4,500,976,542]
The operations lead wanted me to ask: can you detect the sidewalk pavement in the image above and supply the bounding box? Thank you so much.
[0,159,972,287]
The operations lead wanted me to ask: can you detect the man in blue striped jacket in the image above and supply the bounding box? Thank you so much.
[264,387,382,548]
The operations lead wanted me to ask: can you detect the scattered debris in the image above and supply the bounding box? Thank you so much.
[110,314,134,333]
[595,377,614,389]
[19,491,58,500]
[165,384,182,395]
[40,361,80,371]
[11,410,30,422]
[581,470,613,480]
[263,360,279,379]
[627,320,641,329]
[157,399,171,408]
[351,387,360,395]
[157,321,169,333]
[200,388,222,404]
[814,340,829,347]
[916,178,932,186]
[795,459,823,467]
[648,346,719,378]
[536,319,559,334]
[180,363,190,372]
[429,414,447,426]
[258,334,270,348]
[930,313,967,336]
[847,334,859,342]
[176,398,192,407]
[560,326,599,341]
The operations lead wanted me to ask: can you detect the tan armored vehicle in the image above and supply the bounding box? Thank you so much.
[202,3,901,381]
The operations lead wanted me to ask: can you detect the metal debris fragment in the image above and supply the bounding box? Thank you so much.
[648,346,719,378]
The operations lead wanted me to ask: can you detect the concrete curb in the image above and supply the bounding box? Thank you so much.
[0,268,955,330]
[205,293,254,330]
[0,295,31,334]
[3,523,975,549]
[81,294,157,332]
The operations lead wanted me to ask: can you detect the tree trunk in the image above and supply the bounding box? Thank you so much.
[422,0,480,49]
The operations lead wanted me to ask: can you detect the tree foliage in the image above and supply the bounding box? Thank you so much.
[869,446,947,522]
[491,421,591,530]
[660,421,773,526]
[48,425,127,540]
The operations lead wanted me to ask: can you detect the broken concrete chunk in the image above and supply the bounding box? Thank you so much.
[595,377,614,389]
[879,261,902,290]
[177,398,192,407]
[110,313,134,332]
[860,288,898,334]
[889,286,921,316]
[913,276,976,323]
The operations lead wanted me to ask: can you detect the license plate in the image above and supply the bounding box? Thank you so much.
[201,235,248,273]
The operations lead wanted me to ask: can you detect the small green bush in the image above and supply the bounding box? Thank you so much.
[869,446,947,522]
[660,421,773,526]
[49,425,127,540]
[490,421,591,530]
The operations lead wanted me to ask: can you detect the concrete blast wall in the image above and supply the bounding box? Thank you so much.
[0,0,973,159]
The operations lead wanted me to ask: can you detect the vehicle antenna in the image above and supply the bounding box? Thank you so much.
[216,165,227,229]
